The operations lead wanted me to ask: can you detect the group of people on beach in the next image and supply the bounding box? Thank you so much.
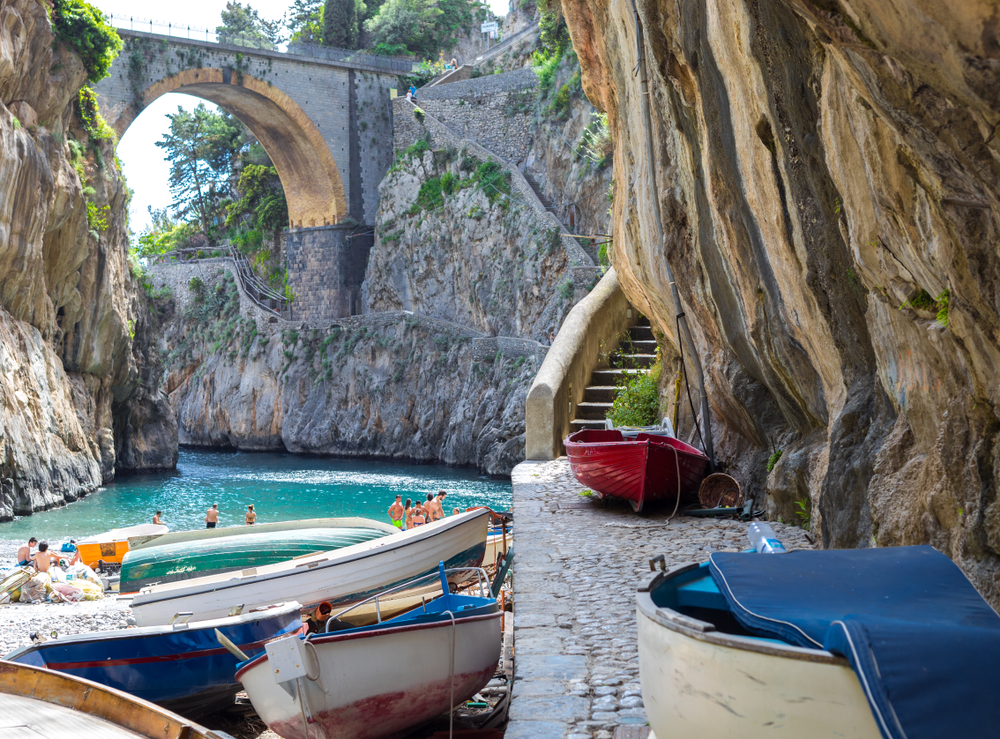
[387,491,451,531]
[151,504,257,529]
[16,537,75,572]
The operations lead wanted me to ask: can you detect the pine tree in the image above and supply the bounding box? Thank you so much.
[323,0,354,47]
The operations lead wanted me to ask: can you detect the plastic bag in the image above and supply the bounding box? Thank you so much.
[75,579,103,600]
[18,577,47,603]
[68,563,102,586]
[51,582,84,603]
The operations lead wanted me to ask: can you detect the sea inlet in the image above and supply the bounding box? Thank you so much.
[0,449,512,545]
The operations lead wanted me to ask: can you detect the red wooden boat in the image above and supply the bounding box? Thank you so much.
[564,429,709,512]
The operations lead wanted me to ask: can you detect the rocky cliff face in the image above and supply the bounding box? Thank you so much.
[364,146,582,343]
[152,269,538,475]
[558,0,1000,601]
[0,0,176,519]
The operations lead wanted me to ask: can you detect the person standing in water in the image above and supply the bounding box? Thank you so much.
[388,495,404,531]
[152,511,164,525]
[205,504,220,529]
[245,505,256,525]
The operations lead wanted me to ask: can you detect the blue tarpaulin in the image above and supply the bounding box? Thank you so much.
[709,545,1000,739]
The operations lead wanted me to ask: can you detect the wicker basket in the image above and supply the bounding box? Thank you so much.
[698,473,743,509]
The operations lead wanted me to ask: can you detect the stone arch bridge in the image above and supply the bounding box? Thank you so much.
[95,30,405,319]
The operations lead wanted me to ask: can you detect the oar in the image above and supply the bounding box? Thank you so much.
[215,629,250,661]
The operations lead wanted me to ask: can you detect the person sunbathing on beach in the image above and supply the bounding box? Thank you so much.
[31,542,58,573]
[17,537,37,566]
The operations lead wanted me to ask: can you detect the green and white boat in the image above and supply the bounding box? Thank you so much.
[120,518,397,593]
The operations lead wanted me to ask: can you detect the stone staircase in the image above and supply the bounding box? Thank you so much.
[570,315,657,432]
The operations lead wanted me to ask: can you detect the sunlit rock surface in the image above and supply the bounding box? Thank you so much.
[0,0,176,518]
[559,0,1000,601]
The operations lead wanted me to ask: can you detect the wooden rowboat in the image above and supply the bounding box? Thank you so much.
[565,429,709,512]
[120,525,391,593]
[129,509,489,627]
[0,661,225,739]
[236,564,502,739]
[637,561,880,738]
[6,602,303,719]
[76,524,169,567]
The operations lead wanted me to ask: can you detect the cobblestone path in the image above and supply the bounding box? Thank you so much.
[505,459,815,739]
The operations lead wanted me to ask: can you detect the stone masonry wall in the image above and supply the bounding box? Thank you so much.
[418,68,538,100]
[286,225,373,321]
[416,93,536,163]
[355,71,396,224]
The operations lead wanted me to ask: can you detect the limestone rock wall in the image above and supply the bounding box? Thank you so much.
[363,145,583,343]
[0,0,176,518]
[558,0,1000,601]
[149,267,539,475]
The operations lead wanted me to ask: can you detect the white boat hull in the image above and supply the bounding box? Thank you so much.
[637,569,881,738]
[238,610,501,739]
[131,510,488,626]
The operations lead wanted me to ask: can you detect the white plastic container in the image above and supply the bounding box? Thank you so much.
[748,522,787,553]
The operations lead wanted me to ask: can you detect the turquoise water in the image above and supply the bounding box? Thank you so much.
[0,449,511,543]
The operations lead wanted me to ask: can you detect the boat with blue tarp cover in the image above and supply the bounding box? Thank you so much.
[120,523,392,592]
[637,545,1000,739]
[5,601,303,719]
[236,562,501,739]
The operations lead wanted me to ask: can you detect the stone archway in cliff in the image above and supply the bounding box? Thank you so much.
[111,69,348,229]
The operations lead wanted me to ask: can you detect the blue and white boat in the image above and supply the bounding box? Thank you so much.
[637,546,1000,739]
[236,563,501,739]
[5,601,303,719]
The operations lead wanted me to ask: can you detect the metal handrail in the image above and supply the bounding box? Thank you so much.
[226,243,290,317]
[110,16,417,74]
[325,566,491,631]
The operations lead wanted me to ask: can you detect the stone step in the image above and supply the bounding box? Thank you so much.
[626,339,658,353]
[575,401,613,420]
[627,325,654,342]
[583,385,617,403]
[590,368,647,385]
[570,418,606,431]
[618,353,656,368]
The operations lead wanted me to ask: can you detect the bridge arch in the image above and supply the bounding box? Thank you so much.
[112,68,348,228]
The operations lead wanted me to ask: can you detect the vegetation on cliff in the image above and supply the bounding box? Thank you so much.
[50,0,122,82]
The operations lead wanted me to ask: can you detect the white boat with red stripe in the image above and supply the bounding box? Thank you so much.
[236,563,502,739]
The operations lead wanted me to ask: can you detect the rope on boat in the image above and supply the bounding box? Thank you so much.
[444,610,457,739]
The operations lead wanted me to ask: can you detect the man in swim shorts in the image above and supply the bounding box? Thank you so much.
[17,537,37,566]
[205,504,220,528]
[388,495,404,531]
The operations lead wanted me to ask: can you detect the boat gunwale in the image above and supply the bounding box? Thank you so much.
[0,661,225,739]
[564,431,709,461]
[4,602,302,657]
[637,562,849,667]
[130,510,489,607]
[235,607,500,680]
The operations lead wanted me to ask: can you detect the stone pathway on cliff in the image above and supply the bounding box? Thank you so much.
[506,459,814,739]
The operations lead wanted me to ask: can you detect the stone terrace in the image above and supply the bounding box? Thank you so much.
[506,458,814,739]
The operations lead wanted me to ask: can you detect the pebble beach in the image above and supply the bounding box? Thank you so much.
[0,539,134,656]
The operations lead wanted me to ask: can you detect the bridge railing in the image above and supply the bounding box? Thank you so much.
[109,15,417,74]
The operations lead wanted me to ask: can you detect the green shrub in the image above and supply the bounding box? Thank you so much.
[550,83,571,118]
[440,171,456,195]
[606,361,661,427]
[410,177,444,213]
[77,87,117,143]
[50,0,123,82]
[474,159,510,204]
[413,107,425,123]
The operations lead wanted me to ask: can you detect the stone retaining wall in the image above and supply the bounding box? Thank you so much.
[417,68,538,101]
[415,92,536,163]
